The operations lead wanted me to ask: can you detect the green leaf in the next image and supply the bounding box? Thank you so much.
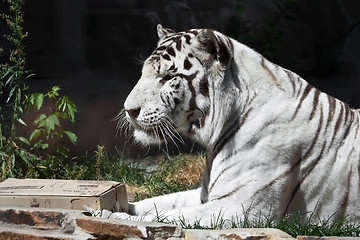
[29,129,41,141]
[5,73,15,86]
[35,93,44,110]
[42,114,59,135]
[2,65,15,79]
[64,131,77,145]
[18,118,27,126]
[67,106,75,122]
[24,72,36,80]
[57,144,70,158]
[19,149,30,165]
[11,154,15,166]
[48,114,60,127]
[1,161,5,173]
[18,136,30,145]
[46,85,60,99]
[34,114,47,126]
[34,142,48,150]
[7,86,16,102]
[52,85,60,92]
[0,151,8,157]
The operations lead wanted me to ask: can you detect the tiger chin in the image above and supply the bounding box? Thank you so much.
[110,24,360,226]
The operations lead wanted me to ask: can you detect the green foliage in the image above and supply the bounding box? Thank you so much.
[22,86,78,178]
[24,85,78,147]
[0,0,34,181]
[89,145,147,185]
[0,0,78,180]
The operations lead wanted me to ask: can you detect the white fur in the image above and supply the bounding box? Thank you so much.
[116,25,360,226]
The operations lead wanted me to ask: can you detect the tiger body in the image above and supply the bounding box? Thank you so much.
[119,25,360,225]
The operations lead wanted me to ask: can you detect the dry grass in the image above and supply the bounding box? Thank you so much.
[126,152,206,201]
[162,153,205,185]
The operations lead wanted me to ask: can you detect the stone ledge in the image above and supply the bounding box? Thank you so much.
[185,228,294,240]
[297,236,360,240]
[0,206,357,240]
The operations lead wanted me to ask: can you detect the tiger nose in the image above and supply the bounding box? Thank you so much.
[126,108,141,119]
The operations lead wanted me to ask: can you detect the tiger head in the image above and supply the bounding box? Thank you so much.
[122,25,234,146]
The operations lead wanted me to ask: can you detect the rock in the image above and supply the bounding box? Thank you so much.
[2,206,356,240]
[184,228,294,240]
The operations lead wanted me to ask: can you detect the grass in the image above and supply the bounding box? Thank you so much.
[69,146,359,237]
[51,145,205,202]
[1,145,359,237]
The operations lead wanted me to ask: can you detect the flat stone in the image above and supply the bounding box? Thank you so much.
[1,206,359,240]
[297,236,360,240]
[76,216,146,239]
[184,228,295,240]
[0,222,91,240]
[0,208,65,229]
[76,215,185,239]
[0,206,94,240]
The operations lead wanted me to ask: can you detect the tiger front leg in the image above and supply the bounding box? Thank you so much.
[129,188,202,218]
[132,197,239,227]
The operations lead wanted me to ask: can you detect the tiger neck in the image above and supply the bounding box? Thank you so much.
[194,39,307,156]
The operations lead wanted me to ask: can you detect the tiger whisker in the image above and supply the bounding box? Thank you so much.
[162,121,181,153]
[164,115,185,144]
[153,124,162,150]
[163,120,181,145]
[113,108,133,137]
[158,123,169,155]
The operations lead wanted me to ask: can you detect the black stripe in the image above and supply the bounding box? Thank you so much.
[200,107,209,127]
[342,110,354,140]
[340,161,353,212]
[209,161,238,192]
[185,30,199,36]
[295,77,303,98]
[184,58,192,70]
[169,63,176,71]
[199,76,209,97]
[184,35,191,44]
[160,94,167,105]
[215,107,253,165]
[261,58,284,91]
[329,103,344,147]
[159,75,172,84]
[211,116,240,160]
[167,46,176,57]
[214,183,247,200]
[343,104,351,126]
[175,38,182,51]
[178,72,198,113]
[325,95,336,132]
[355,114,360,136]
[160,35,182,45]
[253,106,324,203]
[291,83,313,120]
[285,70,296,96]
[284,140,327,214]
[163,54,171,61]
[309,89,321,121]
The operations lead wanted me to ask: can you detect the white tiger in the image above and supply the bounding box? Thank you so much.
[112,25,360,226]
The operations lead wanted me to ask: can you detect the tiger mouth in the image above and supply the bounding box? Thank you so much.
[132,118,184,146]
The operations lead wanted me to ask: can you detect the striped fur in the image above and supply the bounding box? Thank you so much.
[118,25,360,225]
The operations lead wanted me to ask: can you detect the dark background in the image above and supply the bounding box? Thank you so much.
[1,0,360,158]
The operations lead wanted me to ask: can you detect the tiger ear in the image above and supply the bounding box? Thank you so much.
[196,29,232,66]
[157,24,175,40]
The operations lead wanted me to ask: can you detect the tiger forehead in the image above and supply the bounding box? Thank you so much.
[144,31,199,75]
[151,32,197,60]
